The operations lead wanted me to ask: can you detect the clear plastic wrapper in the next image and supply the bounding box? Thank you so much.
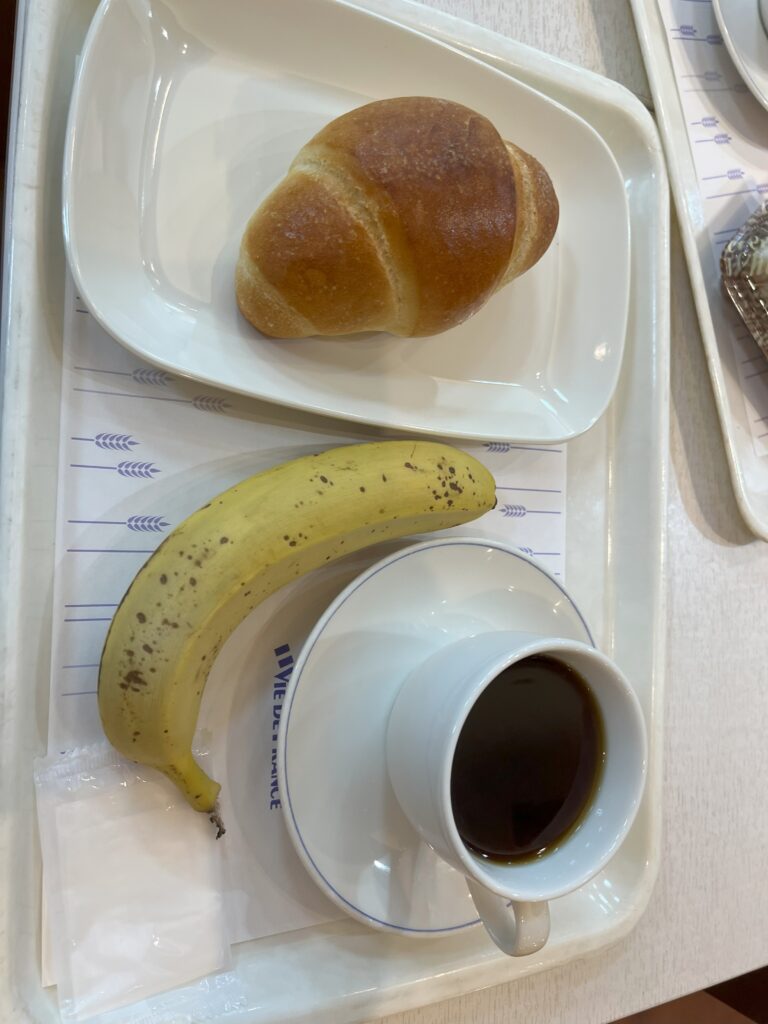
[35,742,231,1021]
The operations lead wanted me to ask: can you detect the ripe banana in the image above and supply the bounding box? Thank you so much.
[98,440,496,824]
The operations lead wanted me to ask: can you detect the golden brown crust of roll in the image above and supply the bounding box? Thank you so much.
[235,97,559,339]
[500,142,560,285]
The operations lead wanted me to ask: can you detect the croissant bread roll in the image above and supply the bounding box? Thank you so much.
[235,97,559,339]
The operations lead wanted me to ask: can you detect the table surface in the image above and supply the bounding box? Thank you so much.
[371,2,768,1024]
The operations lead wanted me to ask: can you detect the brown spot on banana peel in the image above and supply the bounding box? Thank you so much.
[123,670,147,688]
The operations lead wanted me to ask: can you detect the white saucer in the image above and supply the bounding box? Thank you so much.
[278,538,594,936]
[713,0,768,112]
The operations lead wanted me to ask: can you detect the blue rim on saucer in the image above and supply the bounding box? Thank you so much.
[278,538,594,936]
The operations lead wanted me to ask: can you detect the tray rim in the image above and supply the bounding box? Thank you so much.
[0,1,669,1022]
[629,0,768,542]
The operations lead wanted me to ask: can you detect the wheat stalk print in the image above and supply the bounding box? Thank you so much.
[131,368,174,386]
[70,458,161,476]
[483,442,563,455]
[74,365,174,386]
[126,515,170,532]
[73,365,232,412]
[95,433,139,450]
[71,433,141,450]
[117,461,160,478]
[67,513,171,532]
[193,395,231,412]
[73,387,232,413]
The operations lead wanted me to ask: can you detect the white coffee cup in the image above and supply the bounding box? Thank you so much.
[386,631,647,957]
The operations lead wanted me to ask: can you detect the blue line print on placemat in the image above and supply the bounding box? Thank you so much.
[702,168,744,181]
[65,547,156,554]
[73,387,231,412]
[706,182,768,200]
[64,616,113,622]
[499,503,562,518]
[681,69,721,81]
[695,132,732,145]
[69,460,161,478]
[74,366,174,386]
[64,603,118,608]
[671,25,721,44]
[71,433,141,451]
[516,547,561,558]
[67,515,170,531]
[483,442,563,455]
[684,82,750,94]
[496,485,562,494]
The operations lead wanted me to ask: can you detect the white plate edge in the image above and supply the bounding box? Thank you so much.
[712,0,768,114]
[60,0,632,446]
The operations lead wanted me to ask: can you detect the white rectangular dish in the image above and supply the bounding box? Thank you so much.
[630,0,768,540]
[63,0,630,445]
[0,1,668,1022]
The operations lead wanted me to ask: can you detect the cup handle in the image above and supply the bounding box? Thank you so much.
[467,879,550,957]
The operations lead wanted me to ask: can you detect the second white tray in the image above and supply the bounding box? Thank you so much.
[631,0,768,540]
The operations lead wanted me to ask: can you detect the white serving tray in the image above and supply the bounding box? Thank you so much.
[0,1,669,1022]
[630,0,768,540]
[63,0,630,445]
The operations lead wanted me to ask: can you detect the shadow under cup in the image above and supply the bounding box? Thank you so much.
[446,642,648,902]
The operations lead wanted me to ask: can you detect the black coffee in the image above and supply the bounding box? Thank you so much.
[450,655,604,863]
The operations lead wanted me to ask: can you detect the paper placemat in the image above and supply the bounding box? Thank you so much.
[47,279,567,950]
[657,0,768,454]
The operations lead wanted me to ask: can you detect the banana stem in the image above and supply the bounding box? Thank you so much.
[209,805,226,839]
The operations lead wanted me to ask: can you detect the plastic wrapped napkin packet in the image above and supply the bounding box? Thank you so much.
[34,743,231,1021]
